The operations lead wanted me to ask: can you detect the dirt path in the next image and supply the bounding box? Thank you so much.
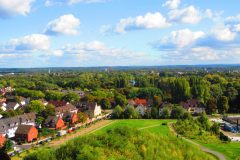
[48,120,113,147]
[168,123,226,160]
[138,124,160,130]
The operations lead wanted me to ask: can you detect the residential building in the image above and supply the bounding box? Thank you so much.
[127,98,148,116]
[6,102,20,110]
[0,134,5,147]
[180,99,205,114]
[0,113,36,138]
[15,125,38,143]
[44,116,65,130]
[63,112,78,124]
[77,102,102,117]
[55,103,78,117]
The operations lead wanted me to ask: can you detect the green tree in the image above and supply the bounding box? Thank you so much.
[160,108,170,119]
[100,98,111,109]
[62,92,80,103]
[45,91,64,101]
[171,106,185,119]
[151,107,159,119]
[113,105,124,118]
[41,104,56,118]
[206,98,217,114]
[25,100,45,113]
[217,96,229,114]
[124,106,139,119]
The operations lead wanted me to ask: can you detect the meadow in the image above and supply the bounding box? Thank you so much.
[21,119,218,160]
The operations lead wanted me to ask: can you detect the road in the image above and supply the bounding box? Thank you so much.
[48,120,113,147]
[168,123,226,160]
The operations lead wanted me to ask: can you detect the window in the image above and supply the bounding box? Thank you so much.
[8,124,10,127]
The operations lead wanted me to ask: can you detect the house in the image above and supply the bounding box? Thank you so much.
[55,103,78,117]
[0,134,6,147]
[0,113,36,138]
[77,102,102,117]
[44,116,65,130]
[63,112,78,124]
[0,102,7,111]
[0,98,6,103]
[15,125,38,143]
[6,102,20,110]
[127,99,148,116]
[18,97,30,106]
[180,99,205,114]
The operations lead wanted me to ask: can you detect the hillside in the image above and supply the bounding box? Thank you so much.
[23,126,216,160]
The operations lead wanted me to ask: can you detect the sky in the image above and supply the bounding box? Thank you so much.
[0,0,240,68]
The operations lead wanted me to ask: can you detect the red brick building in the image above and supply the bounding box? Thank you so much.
[44,116,66,130]
[15,125,38,143]
[63,112,79,124]
[0,134,6,147]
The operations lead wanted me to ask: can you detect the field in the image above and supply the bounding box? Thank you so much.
[93,119,175,136]
[199,141,240,160]
[13,119,219,160]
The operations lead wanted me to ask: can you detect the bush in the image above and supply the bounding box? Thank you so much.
[24,127,215,160]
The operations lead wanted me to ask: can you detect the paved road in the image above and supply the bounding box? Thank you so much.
[168,123,226,160]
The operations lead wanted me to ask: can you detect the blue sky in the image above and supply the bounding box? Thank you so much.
[0,0,240,67]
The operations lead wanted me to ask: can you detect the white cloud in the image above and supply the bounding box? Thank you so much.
[234,24,240,32]
[226,14,240,23]
[45,0,107,6]
[211,25,236,41]
[44,14,80,36]
[159,29,205,48]
[168,5,202,24]
[7,34,50,51]
[163,0,181,9]
[0,0,34,18]
[205,9,223,21]
[116,12,171,33]
[191,47,220,60]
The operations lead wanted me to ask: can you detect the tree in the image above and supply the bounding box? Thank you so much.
[206,98,217,114]
[160,108,170,119]
[171,106,185,119]
[172,78,191,103]
[62,92,80,103]
[100,98,111,109]
[25,100,45,114]
[45,91,64,101]
[153,96,162,107]
[210,122,220,135]
[36,116,45,126]
[217,96,229,114]
[113,105,123,118]
[77,112,88,123]
[196,112,211,131]
[151,107,159,119]
[124,106,139,119]
[115,94,127,107]
[41,104,56,118]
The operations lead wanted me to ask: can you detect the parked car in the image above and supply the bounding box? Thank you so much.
[57,130,67,136]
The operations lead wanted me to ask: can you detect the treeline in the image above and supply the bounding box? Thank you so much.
[0,71,239,114]
[23,127,215,160]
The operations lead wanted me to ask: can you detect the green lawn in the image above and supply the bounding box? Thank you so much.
[199,141,240,160]
[93,119,176,136]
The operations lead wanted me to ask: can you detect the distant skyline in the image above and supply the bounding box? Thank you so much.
[0,0,240,67]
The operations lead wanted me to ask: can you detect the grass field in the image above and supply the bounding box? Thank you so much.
[199,141,240,160]
[93,119,176,136]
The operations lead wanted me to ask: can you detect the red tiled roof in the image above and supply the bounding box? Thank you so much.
[48,101,67,107]
[134,98,147,106]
